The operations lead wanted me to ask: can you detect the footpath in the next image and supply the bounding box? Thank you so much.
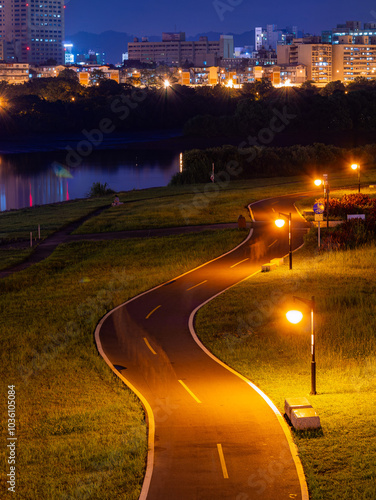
[0,206,239,279]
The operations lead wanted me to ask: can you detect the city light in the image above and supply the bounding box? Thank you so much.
[164,79,171,88]
[275,218,285,228]
[286,310,303,324]
[286,296,317,395]
[351,163,361,192]
[275,212,292,269]
[314,175,330,227]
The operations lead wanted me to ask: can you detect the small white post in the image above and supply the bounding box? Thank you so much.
[318,221,321,248]
[30,232,33,247]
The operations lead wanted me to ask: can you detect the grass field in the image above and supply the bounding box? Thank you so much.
[0,230,245,499]
[1,172,376,499]
[0,248,33,271]
[195,242,376,500]
[73,176,312,234]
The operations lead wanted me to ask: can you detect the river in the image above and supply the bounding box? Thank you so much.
[0,131,182,211]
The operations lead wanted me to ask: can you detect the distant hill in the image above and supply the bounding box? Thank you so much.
[66,30,255,64]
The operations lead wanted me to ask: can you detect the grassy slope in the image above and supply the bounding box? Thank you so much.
[1,173,376,498]
[73,177,311,233]
[0,230,245,499]
[195,243,376,500]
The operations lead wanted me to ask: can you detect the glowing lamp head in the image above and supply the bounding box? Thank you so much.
[164,80,171,88]
[351,163,359,171]
[286,310,304,324]
[275,219,286,228]
[314,179,322,187]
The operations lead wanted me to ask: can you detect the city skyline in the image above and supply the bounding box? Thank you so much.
[65,0,376,37]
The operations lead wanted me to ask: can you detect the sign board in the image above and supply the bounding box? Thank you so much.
[313,202,325,215]
[315,214,324,221]
[347,214,365,220]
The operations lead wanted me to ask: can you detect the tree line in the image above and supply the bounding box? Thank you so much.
[1,72,376,145]
[169,142,376,185]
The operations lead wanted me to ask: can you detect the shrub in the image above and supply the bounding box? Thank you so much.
[86,182,115,198]
[316,194,373,218]
[321,218,376,251]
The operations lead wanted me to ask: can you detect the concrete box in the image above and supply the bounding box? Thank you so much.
[271,257,284,267]
[261,263,276,272]
[284,397,312,420]
[291,408,321,430]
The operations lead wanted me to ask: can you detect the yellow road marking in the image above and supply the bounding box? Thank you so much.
[146,305,161,319]
[143,338,157,355]
[230,258,249,268]
[178,380,201,403]
[217,444,229,479]
[187,280,208,291]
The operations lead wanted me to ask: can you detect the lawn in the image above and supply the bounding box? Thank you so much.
[0,229,245,499]
[74,176,313,234]
[195,242,376,500]
[1,171,376,499]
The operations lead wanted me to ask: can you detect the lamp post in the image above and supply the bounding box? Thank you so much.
[286,296,316,395]
[275,212,292,270]
[351,163,360,193]
[314,175,329,228]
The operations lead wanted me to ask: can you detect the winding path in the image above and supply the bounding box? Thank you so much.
[95,195,311,500]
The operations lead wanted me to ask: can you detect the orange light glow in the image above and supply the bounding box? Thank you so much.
[286,310,304,324]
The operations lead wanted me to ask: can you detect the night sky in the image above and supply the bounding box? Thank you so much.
[65,0,376,37]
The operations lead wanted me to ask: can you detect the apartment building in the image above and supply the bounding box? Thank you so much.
[0,62,29,83]
[332,36,376,81]
[0,0,65,65]
[277,42,332,85]
[128,32,234,66]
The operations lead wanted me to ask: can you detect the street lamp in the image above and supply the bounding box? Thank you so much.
[351,163,360,193]
[286,296,317,395]
[314,175,329,228]
[275,212,292,270]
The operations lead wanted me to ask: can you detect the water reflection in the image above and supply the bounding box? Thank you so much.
[0,148,180,211]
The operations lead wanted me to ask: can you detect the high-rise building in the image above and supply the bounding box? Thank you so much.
[255,27,266,51]
[277,42,332,85]
[332,36,376,82]
[0,0,65,65]
[266,24,280,50]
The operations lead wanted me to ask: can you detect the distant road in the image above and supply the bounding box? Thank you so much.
[95,195,310,500]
